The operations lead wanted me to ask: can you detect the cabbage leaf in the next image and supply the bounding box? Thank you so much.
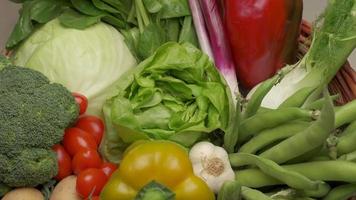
[12,19,137,116]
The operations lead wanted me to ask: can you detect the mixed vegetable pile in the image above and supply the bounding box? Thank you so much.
[1,0,356,199]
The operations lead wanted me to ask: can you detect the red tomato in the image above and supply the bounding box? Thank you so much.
[72,149,102,175]
[100,162,118,178]
[76,168,108,198]
[72,92,88,115]
[76,116,105,145]
[52,144,72,181]
[63,128,97,156]
[84,196,100,200]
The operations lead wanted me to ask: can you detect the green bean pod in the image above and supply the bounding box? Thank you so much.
[340,120,356,136]
[224,98,242,153]
[278,87,316,108]
[236,161,356,188]
[323,184,356,200]
[303,94,339,110]
[239,121,309,154]
[259,94,334,164]
[241,186,273,200]
[284,161,356,182]
[236,169,329,198]
[229,153,321,191]
[337,128,356,155]
[338,150,356,161]
[285,146,325,164]
[244,75,281,119]
[336,121,356,155]
[217,180,241,200]
[269,189,317,200]
[335,100,356,128]
[302,183,331,198]
[236,168,279,188]
[257,107,274,113]
[239,108,317,142]
[269,185,330,198]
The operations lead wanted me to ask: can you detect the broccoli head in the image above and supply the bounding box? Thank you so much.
[0,65,79,187]
[0,66,79,153]
[0,149,58,187]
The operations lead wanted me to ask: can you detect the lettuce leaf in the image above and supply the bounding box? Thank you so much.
[100,42,233,163]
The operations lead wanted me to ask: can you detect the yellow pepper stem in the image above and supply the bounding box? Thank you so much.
[135,181,175,200]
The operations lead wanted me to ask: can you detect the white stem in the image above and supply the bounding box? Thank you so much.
[189,0,215,61]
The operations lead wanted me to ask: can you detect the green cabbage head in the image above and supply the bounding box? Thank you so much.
[101,42,234,163]
[12,19,137,116]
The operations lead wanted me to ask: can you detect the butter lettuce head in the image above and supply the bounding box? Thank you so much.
[12,19,137,116]
[101,42,234,163]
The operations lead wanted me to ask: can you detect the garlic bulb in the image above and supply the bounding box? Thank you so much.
[189,141,235,193]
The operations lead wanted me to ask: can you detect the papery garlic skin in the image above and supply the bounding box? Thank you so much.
[189,142,235,193]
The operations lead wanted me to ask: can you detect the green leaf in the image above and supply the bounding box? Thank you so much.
[91,0,119,13]
[163,18,180,42]
[142,0,162,13]
[71,0,105,16]
[6,1,33,49]
[179,16,199,47]
[59,8,103,29]
[30,0,67,23]
[101,0,132,16]
[121,27,140,59]
[137,23,166,60]
[6,0,68,49]
[102,14,127,29]
[155,0,190,19]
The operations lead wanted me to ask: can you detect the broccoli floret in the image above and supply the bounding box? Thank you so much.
[0,65,49,95]
[0,65,79,187]
[0,55,11,70]
[0,149,58,187]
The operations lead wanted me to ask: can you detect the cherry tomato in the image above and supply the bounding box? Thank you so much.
[76,168,108,198]
[72,149,102,175]
[84,196,100,200]
[72,92,88,115]
[100,162,118,178]
[76,116,105,145]
[52,144,72,181]
[63,128,97,156]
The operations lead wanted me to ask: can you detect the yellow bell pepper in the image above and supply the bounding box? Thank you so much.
[100,140,215,200]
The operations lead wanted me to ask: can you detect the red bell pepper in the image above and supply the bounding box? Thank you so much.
[224,0,303,89]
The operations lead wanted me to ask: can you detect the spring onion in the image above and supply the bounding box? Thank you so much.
[189,0,239,98]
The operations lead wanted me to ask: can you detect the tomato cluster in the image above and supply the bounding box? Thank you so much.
[52,93,117,199]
